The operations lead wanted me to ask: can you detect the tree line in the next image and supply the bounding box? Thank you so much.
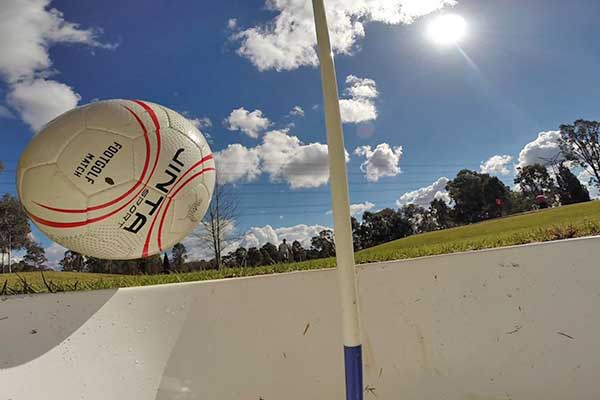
[216,159,591,268]
[208,119,599,268]
[0,119,599,273]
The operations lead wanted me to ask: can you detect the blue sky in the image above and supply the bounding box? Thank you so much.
[1,0,600,264]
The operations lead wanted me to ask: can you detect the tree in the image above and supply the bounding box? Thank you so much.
[221,251,236,268]
[185,260,211,271]
[162,253,171,274]
[430,199,452,230]
[507,191,531,215]
[447,170,511,224]
[311,229,336,258]
[350,217,364,251]
[23,242,47,270]
[559,119,600,189]
[84,256,113,273]
[231,247,247,267]
[136,255,162,274]
[247,247,263,266]
[360,208,411,248]
[60,250,85,272]
[291,240,307,262]
[196,181,238,270]
[401,204,436,234]
[514,164,557,205]
[554,163,590,205]
[171,243,187,269]
[260,242,278,265]
[0,194,32,273]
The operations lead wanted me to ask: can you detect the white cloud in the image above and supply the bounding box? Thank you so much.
[182,223,330,260]
[328,201,375,217]
[259,129,333,189]
[214,143,261,184]
[231,0,456,71]
[345,75,378,99]
[181,235,213,262]
[396,177,451,207]
[480,154,513,176]
[340,75,378,123]
[578,170,599,199]
[289,105,305,117]
[0,0,114,83]
[227,18,238,30]
[238,225,279,249]
[7,79,80,131]
[189,116,212,130]
[340,99,377,124]
[354,143,403,182]
[45,242,67,270]
[182,220,238,261]
[0,105,15,119]
[11,252,25,264]
[224,107,271,138]
[0,0,113,131]
[350,201,375,217]
[517,131,563,168]
[214,129,347,189]
[239,224,329,249]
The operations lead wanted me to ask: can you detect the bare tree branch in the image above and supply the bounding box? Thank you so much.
[193,180,239,269]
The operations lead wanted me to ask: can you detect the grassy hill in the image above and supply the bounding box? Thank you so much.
[2,201,600,295]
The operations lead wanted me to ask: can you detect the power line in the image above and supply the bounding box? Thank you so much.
[0,159,482,166]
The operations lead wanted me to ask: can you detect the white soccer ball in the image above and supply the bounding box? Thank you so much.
[17,99,215,259]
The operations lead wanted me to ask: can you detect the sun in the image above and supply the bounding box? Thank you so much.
[427,14,467,46]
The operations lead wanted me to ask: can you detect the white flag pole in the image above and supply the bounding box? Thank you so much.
[311,0,363,398]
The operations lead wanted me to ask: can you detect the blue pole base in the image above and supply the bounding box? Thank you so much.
[344,345,363,400]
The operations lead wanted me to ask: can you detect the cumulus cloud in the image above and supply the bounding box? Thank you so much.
[289,105,305,117]
[213,129,347,189]
[578,170,599,199]
[354,143,403,182]
[181,222,237,262]
[182,223,330,261]
[227,18,238,30]
[0,0,115,83]
[238,225,279,249]
[350,201,375,217]
[517,131,563,168]
[0,105,15,119]
[480,154,513,176]
[214,143,261,184]
[0,0,114,131]
[45,242,67,270]
[7,79,81,131]
[224,107,271,138]
[345,75,378,99]
[259,129,333,189]
[189,116,212,130]
[231,0,456,71]
[238,224,329,249]
[396,177,451,207]
[327,201,375,217]
[10,251,25,265]
[340,75,378,123]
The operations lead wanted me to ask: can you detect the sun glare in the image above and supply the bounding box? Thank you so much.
[427,14,467,46]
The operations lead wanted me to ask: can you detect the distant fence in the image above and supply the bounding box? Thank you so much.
[1,237,599,399]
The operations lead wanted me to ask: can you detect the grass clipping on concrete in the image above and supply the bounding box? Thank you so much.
[2,201,600,295]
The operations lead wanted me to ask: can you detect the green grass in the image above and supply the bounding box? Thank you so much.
[2,201,600,295]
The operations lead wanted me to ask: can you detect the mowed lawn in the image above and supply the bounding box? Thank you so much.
[2,201,600,295]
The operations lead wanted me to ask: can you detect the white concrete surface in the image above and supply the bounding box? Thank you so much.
[1,236,599,399]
